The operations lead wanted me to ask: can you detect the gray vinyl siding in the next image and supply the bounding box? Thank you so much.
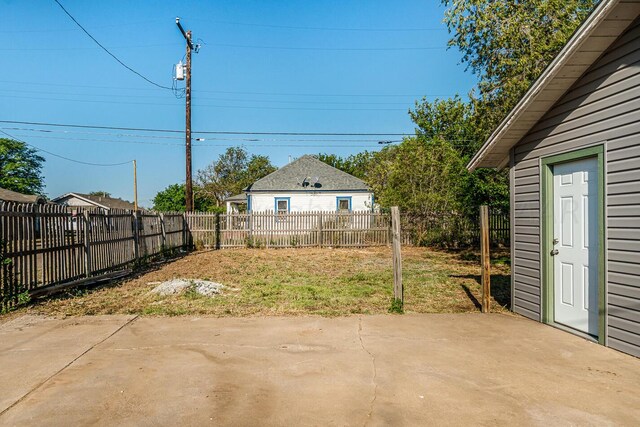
[511,18,640,357]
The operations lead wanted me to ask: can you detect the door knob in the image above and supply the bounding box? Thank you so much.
[551,249,559,256]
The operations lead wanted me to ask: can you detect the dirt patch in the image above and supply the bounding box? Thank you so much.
[9,247,511,317]
[150,279,225,297]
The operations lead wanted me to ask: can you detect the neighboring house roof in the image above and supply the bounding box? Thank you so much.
[245,155,370,192]
[225,193,247,203]
[52,192,136,210]
[468,0,640,171]
[0,187,46,204]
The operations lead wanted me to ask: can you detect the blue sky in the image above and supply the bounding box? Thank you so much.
[1,0,476,207]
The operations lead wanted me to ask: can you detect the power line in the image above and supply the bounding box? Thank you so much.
[2,127,405,142]
[51,0,173,90]
[5,128,476,147]
[0,130,133,166]
[1,88,423,105]
[0,43,182,52]
[0,120,413,136]
[0,19,166,33]
[1,19,446,34]
[8,134,395,149]
[1,127,184,140]
[2,42,444,52]
[194,19,446,32]
[0,80,451,98]
[9,133,182,147]
[210,43,446,51]
[0,94,408,111]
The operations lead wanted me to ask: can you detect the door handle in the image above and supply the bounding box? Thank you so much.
[551,249,559,256]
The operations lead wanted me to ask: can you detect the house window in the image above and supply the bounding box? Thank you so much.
[337,197,351,212]
[275,197,290,215]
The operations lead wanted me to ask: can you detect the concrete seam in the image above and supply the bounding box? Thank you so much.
[358,317,378,426]
[0,315,139,418]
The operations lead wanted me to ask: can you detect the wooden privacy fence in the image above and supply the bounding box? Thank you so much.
[0,202,186,309]
[186,210,391,249]
[2,203,510,308]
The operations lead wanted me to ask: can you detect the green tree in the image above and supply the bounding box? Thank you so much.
[443,0,597,137]
[317,152,374,180]
[353,96,508,217]
[153,184,185,212]
[409,95,478,158]
[408,95,509,216]
[0,138,45,195]
[367,97,472,213]
[152,183,217,212]
[367,136,466,216]
[196,147,276,206]
[440,1,595,214]
[89,191,111,198]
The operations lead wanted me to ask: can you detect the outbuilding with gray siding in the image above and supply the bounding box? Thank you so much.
[469,0,640,357]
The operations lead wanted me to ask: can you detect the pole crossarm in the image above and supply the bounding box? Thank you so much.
[176,17,194,49]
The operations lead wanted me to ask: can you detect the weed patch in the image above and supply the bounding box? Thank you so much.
[10,247,511,317]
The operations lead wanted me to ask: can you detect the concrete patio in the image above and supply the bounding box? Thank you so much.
[1,314,639,426]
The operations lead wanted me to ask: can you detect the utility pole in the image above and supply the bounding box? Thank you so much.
[133,160,138,211]
[176,17,194,212]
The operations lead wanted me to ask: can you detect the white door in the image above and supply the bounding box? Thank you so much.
[552,157,599,336]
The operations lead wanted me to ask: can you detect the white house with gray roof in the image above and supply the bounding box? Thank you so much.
[239,155,374,213]
[52,192,136,213]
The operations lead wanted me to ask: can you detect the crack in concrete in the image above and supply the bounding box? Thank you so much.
[358,317,378,426]
[0,315,139,418]
[109,342,275,351]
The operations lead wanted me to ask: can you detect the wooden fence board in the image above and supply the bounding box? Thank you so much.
[189,211,391,249]
[0,203,187,309]
[1,203,510,309]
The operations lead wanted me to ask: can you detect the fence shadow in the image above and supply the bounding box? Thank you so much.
[28,250,190,307]
[460,284,482,310]
[452,274,511,309]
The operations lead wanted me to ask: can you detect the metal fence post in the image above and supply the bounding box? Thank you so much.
[480,205,491,313]
[160,213,167,249]
[133,210,140,262]
[248,211,253,245]
[215,212,221,250]
[182,212,189,250]
[83,210,92,278]
[317,211,323,248]
[391,206,403,305]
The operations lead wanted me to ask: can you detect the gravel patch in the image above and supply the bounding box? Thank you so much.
[151,279,224,297]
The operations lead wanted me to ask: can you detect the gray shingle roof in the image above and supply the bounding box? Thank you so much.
[225,193,247,202]
[245,155,370,192]
[0,187,46,204]
[79,194,136,210]
[53,193,136,210]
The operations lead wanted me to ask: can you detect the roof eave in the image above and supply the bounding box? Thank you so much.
[52,192,111,210]
[246,188,371,193]
[467,0,622,172]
